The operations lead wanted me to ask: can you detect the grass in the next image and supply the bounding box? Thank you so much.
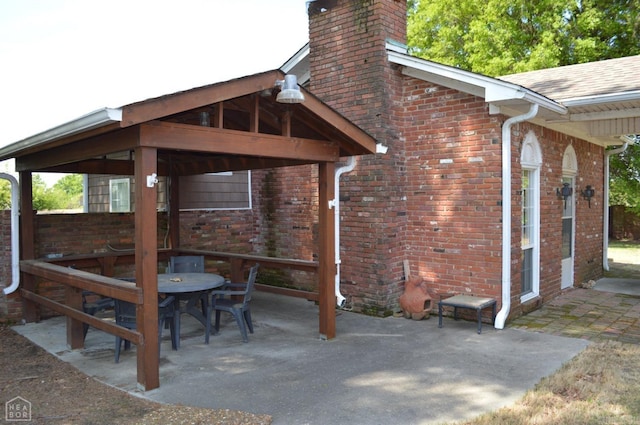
[605,239,640,278]
[444,241,640,424]
[446,342,640,425]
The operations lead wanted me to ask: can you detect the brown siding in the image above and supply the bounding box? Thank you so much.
[179,171,250,210]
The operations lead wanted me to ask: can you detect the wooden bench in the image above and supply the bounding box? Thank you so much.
[438,295,497,334]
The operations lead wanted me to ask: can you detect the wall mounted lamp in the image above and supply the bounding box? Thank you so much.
[581,185,595,208]
[275,74,305,104]
[556,182,573,208]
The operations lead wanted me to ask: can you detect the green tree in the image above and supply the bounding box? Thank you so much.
[609,141,640,214]
[408,0,640,76]
[408,0,640,213]
[52,174,84,209]
[0,178,10,209]
[0,173,84,211]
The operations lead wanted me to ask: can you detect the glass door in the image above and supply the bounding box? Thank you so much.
[560,176,575,289]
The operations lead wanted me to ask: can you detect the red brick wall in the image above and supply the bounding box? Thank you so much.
[509,125,605,316]
[0,210,257,321]
[400,80,504,301]
[249,167,319,291]
[306,0,409,315]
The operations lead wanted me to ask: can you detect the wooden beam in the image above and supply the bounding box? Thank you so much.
[121,70,282,127]
[134,146,160,390]
[165,156,314,176]
[282,110,292,137]
[66,286,84,349]
[214,102,223,128]
[21,289,141,344]
[255,283,319,301]
[250,95,259,133]
[20,260,142,304]
[15,127,140,171]
[318,162,336,339]
[139,121,340,162]
[299,90,378,154]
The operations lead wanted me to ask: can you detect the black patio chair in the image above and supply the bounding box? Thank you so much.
[169,255,205,273]
[82,291,114,340]
[114,295,179,363]
[209,263,259,343]
[168,255,208,316]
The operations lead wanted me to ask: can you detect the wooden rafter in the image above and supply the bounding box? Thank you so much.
[139,121,340,162]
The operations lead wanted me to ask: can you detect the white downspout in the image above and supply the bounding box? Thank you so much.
[330,157,357,308]
[494,104,539,330]
[329,143,388,308]
[603,138,630,271]
[1,173,20,295]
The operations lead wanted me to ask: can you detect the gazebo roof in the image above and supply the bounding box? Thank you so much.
[0,69,377,174]
[6,68,377,390]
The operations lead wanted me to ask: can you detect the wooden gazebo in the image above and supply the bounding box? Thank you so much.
[0,69,377,389]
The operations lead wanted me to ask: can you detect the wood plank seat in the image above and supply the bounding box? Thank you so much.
[438,295,497,334]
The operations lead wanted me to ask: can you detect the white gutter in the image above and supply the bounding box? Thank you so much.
[494,103,539,330]
[562,90,640,106]
[0,108,122,159]
[329,143,388,308]
[0,173,20,295]
[603,137,631,270]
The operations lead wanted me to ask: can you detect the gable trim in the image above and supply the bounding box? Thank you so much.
[387,46,567,116]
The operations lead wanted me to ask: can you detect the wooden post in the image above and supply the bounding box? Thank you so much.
[66,286,84,349]
[134,146,160,390]
[318,162,336,339]
[230,258,245,283]
[19,171,38,323]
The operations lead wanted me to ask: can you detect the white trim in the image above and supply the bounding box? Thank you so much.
[387,49,567,114]
[562,144,578,175]
[0,108,122,159]
[109,177,131,213]
[520,163,541,303]
[562,90,640,106]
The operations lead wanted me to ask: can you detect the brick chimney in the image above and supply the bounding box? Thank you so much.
[308,0,406,140]
[307,0,409,315]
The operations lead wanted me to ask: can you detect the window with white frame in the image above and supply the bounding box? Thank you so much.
[520,131,542,301]
[109,178,130,212]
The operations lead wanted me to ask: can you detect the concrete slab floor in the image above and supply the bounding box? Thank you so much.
[13,291,590,425]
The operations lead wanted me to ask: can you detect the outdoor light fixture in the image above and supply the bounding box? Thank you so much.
[556,182,573,208]
[581,185,595,208]
[275,74,305,104]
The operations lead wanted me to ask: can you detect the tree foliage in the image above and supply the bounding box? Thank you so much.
[408,0,640,76]
[609,141,640,214]
[0,174,83,211]
[408,0,640,211]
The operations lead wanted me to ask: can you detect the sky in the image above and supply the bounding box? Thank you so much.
[0,0,310,148]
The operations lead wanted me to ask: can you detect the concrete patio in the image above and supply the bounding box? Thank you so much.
[13,289,594,425]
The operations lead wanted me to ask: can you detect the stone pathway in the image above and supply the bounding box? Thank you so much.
[510,288,640,345]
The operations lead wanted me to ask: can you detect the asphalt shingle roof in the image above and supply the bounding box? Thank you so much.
[499,55,640,101]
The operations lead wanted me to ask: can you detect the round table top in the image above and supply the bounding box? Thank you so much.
[157,272,225,293]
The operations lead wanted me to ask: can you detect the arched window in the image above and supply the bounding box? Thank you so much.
[521,131,542,301]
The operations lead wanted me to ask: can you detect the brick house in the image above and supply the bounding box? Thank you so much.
[254,0,640,326]
[2,0,639,332]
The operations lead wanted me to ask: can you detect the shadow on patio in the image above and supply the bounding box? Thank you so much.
[14,291,588,425]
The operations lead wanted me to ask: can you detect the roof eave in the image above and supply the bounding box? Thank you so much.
[387,47,567,116]
[0,108,122,160]
[562,90,640,107]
